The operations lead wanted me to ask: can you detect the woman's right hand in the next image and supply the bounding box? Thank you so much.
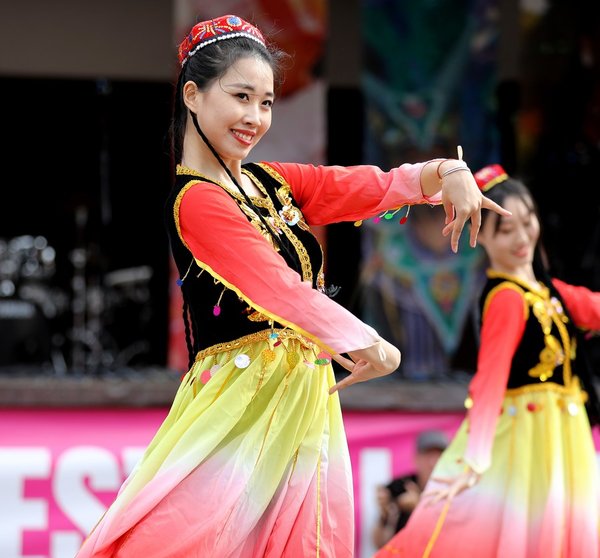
[422,466,481,505]
[328,339,401,394]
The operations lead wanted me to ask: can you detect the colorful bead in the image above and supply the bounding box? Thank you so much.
[303,360,316,369]
[234,354,251,368]
[526,402,537,412]
[176,278,184,286]
[315,351,331,365]
[567,402,579,416]
[213,305,221,316]
[210,364,221,375]
[507,405,517,416]
[200,370,211,384]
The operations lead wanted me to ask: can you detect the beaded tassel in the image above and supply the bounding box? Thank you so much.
[354,205,411,227]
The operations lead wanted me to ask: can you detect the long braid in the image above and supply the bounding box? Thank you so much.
[182,295,196,370]
[190,113,302,275]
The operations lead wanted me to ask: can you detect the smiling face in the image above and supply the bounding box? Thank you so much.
[478,194,540,275]
[186,55,274,166]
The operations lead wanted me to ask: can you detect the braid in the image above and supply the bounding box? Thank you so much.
[190,113,302,274]
[182,295,196,370]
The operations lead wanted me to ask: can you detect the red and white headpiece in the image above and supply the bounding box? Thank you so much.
[473,164,509,192]
[178,15,266,67]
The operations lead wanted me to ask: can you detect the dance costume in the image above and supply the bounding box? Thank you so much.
[76,160,438,557]
[376,271,600,558]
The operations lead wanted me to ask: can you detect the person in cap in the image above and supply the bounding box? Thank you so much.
[76,15,508,557]
[372,430,449,549]
[375,165,600,558]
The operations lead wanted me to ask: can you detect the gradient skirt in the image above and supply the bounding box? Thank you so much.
[375,383,600,558]
[76,330,354,558]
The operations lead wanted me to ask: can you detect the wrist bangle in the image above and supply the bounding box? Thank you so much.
[440,165,471,179]
[434,159,449,181]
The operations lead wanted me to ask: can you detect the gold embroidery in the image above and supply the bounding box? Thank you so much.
[504,379,587,403]
[528,334,563,382]
[247,310,270,322]
[485,271,575,388]
[193,328,315,362]
[173,178,203,250]
[177,165,270,207]
[256,163,325,284]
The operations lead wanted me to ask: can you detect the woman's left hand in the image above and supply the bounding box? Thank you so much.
[422,466,481,505]
[439,162,511,253]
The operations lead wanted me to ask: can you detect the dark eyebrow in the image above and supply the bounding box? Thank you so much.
[226,82,275,98]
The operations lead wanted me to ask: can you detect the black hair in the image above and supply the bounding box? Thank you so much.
[171,36,288,164]
[481,176,600,424]
[480,177,538,236]
[170,33,298,368]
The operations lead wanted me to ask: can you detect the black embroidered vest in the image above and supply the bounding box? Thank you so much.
[164,162,324,355]
[479,273,578,389]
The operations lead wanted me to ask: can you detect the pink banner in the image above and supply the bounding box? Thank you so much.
[1,408,599,557]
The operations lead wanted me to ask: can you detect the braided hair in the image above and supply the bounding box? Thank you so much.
[170,32,297,366]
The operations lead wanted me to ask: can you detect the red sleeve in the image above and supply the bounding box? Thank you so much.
[177,182,381,354]
[463,285,527,474]
[552,278,600,331]
[264,161,442,226]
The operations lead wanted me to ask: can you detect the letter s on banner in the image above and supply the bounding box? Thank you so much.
[54,447,121,534]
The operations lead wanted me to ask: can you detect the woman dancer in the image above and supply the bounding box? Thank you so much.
[375,164,600,558]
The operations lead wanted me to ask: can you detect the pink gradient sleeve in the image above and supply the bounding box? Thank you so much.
[464,287,526,474]
[264,161,442,226]
[552,278,600,331]
[178,183,380,354]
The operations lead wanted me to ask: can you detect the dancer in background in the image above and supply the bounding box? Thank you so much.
[375,164,600,558]
[76,15,507,557]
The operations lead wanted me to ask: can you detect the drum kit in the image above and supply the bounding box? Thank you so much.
[0,234,153,374]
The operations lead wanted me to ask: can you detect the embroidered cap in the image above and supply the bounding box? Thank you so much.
[178,14,266,66]
[473,164,509,192]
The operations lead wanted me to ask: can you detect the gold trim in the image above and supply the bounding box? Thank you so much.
[256,161,287,185]
[176,163,317,284]
[504,380,585,398]
[481,173,508,192]
[173,179,203,250]
[486,270,548,297]
[257,163,326,285]
[482,281,529,321]
[194,328,318,362]
[177,164,270,207]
